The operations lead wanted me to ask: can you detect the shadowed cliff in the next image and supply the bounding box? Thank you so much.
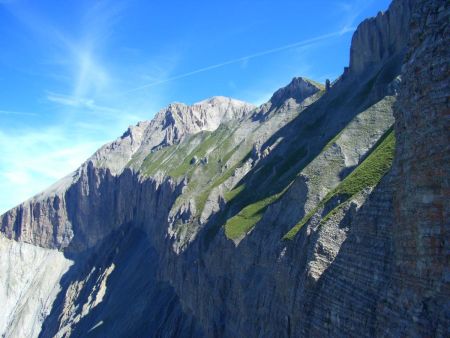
[0,0,448,337]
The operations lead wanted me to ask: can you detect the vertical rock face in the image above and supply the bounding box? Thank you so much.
[349,0,414,75]
[379,0,450,335]
[0,0,449,337]
[0,174,75,249]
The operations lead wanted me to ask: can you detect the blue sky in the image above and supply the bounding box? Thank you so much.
[0,0,391,214]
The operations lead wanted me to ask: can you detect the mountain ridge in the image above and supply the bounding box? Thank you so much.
[0,0,448,336]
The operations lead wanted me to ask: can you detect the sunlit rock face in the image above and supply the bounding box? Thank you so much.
[0,98,255,251]
[0,0,448,337]
[349,0,414,76]
[90,96,256,175]
[0,236,72,338]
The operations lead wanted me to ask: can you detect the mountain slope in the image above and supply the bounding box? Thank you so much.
[0,0,449,336]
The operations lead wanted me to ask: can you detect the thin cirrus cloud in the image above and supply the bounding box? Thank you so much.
[46,92,122,115]
[0,2,148,214]
[0,127,103,214]
[5,1,121,103]
[335,0,378,30]
[0,109,37,116]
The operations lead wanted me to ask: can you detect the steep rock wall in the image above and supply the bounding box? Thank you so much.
[349,0,413,75]
[0,0,448,337]
[155,0,449,336]
[378,0,450,335]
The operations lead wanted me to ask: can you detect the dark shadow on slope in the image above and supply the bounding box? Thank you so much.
[297,173,396,336]
[202,53,403,245]
[40,225,204,338]
[37,48,405,338]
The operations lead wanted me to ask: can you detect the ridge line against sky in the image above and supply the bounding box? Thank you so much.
[0,0,392,214]
[124,27,355,94]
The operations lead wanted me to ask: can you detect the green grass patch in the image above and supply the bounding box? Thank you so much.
[224,193,281,240]
[224,184,245,202]
[223,177,297,240]
[194,149,251,216]
[283,206,319,240]
[168,131,214,177]
[141,145,178,176]
[283,128,395,240]
[303,78,325,90]
[140,124,238,180]
[167,124,237,178]
[332,128,395,197]
[220,143,309,240]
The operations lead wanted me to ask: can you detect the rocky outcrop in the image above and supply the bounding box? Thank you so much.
[1,173,75,249]
[269,77,322,107]
[91,97,255,174]
[0,0,448,337]
[349,0,414,75]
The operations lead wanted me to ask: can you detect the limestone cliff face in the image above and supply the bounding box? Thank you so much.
[0,98,254,251]
[0,237,71,337]
[349,0,414,75]
[0,162,180,252]
[379,0,450,334]
[0,0,449,337]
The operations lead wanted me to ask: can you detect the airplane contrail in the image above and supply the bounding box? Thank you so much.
[0,110,37,116]
[125,27,354,94]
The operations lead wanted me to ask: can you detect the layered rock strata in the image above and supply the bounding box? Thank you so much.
[0,0,448,337]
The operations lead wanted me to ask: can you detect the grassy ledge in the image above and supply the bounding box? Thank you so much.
[222,145,309,240]
[195,148,251,216]
[223,176,298,241]
[283,128,395,240]
[224,193,281,240]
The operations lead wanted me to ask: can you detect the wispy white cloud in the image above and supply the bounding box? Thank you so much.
[0,127,102,214]
[72,49,111,98]
[46,93,95,107]
[4,0,121,102]
[334,0,376,31]
[0,1,158,214]
[46,92,121,115]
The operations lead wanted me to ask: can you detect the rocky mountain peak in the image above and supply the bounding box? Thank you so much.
[87,96,255,175]
[269,77,323,107]
[158,96,255,132]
